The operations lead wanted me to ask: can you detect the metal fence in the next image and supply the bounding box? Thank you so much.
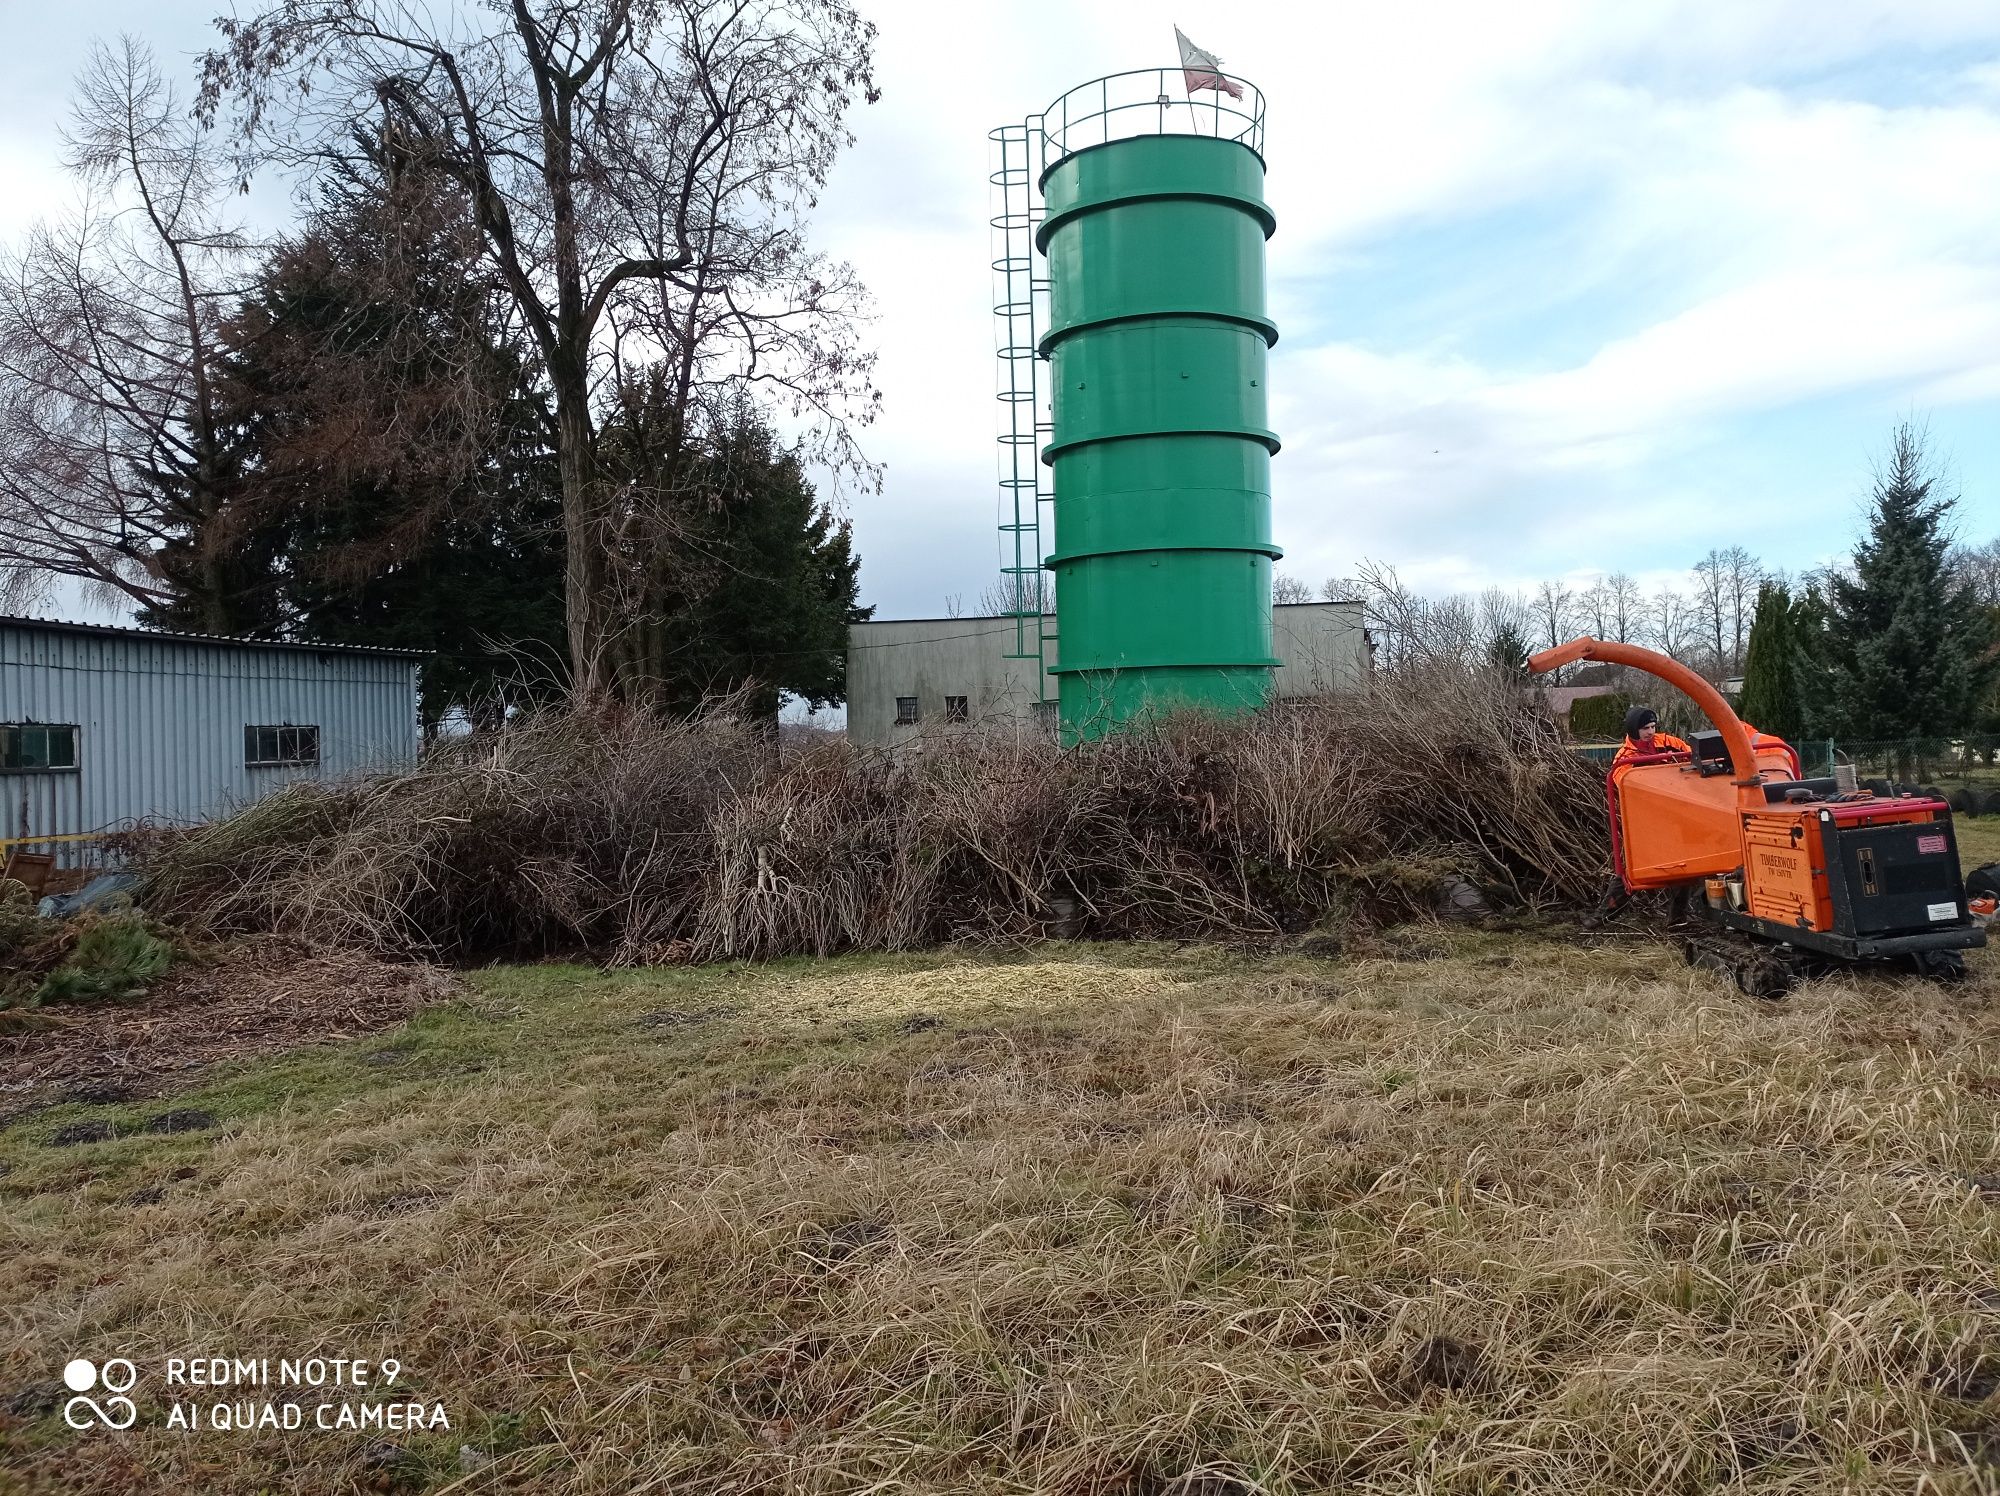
[1813,737,2000,791]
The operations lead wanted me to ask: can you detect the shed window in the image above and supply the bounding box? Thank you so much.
[895,696,920,725]
[945,695,969,723]
[1,724,78,772]
[245,724,321,767]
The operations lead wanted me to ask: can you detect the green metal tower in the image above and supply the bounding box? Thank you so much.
[1030,71,1279,741]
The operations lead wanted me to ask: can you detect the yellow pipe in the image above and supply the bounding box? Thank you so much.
[0,832,105,852]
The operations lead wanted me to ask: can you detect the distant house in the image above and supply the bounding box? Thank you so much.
[1541,684,1620,733]
[1,616,420,862]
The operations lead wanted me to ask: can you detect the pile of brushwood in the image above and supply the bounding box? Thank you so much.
[145,662,1608,964]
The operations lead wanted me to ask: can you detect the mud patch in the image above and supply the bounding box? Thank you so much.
[1400,1334,1484,1392]
[3,1382,60,1418]
[143,1108,217,1135]
[45,1119,118,1147]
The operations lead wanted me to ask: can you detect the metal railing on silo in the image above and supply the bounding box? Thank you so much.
[1034,67,1265,171]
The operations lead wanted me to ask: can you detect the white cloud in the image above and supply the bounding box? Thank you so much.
[1258,30,2000,590]
[806,1,2000,612]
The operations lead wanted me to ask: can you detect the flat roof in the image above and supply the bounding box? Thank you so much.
[0,614,427,659]
[852,600,1364,628]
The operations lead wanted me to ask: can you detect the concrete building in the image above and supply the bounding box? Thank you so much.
[847,601,1371,749]
[1,616,421,860]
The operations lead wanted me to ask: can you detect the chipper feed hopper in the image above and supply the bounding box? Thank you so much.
[1531,637,1984,995]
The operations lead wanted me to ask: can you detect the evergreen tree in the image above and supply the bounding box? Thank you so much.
[1485,623,1530,679]
[1565,692,1632,741]
[1825,424,1993,743]
[673,412,868,722]
[597,386,868,723]
[134,438,289,636]
[1790,577,1836,738]
[142,157,568,730]
[1737,581,1805,743]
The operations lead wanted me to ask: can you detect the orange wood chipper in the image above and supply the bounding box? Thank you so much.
[1531,637,1985,995]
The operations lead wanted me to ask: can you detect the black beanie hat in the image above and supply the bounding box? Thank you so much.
[1623,705,1658,738]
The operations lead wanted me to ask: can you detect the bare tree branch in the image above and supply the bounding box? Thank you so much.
[201,0,879,700]
[0,37,255,622]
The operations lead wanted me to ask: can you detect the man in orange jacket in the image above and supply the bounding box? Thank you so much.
[1614,704,1690,766]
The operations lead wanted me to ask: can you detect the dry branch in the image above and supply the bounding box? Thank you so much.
[148,666,1608,963]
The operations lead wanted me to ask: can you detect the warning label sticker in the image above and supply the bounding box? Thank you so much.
[1929,902,1959,921]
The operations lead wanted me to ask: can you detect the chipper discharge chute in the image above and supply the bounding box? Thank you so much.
[1531,637,1985,996]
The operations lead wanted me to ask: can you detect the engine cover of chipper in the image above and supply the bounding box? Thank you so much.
[1725,796,1981,959]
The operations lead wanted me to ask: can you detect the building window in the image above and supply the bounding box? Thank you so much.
[945,695,969,723]
[1,724,78,772]
[245,724,321,767]
[895,697,920,725]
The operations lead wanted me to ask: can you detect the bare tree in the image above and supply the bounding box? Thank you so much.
[1524,580,1571,681]
[1605,571,1641,642]
[1531,578,1577,678]
[1690,549,1728,673]
[1579,577,1611,640]
[1428,593,1478,658]
[0,38,252,624]
[1476,586,1529,650]
[1951,538,2000,609]
[1336,559,1499,673]
[1687,545,1761,676]
[201,0,879,701]
[976,570,1046,617]
[1719,545,1762,673]
[1647,586,1692,660]
[1271,572,1314,605]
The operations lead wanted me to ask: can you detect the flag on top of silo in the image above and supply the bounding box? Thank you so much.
[1175,27,1245,100]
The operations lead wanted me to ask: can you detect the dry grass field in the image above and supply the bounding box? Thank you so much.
[1956,816,2000,875]
[4,924,2000,1494]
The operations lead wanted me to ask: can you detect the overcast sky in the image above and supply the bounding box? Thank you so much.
[8,1,2000,623]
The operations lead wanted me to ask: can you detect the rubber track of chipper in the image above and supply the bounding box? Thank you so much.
[1682,932,1798,999]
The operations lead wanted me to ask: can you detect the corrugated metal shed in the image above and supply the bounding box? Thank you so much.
[1,616,420,855]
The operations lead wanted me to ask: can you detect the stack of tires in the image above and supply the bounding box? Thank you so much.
[1863,779,2000,814]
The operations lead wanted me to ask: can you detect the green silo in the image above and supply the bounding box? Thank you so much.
[1036,91,1280,741]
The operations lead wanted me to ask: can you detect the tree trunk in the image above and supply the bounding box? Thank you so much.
[555,377,613,702]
